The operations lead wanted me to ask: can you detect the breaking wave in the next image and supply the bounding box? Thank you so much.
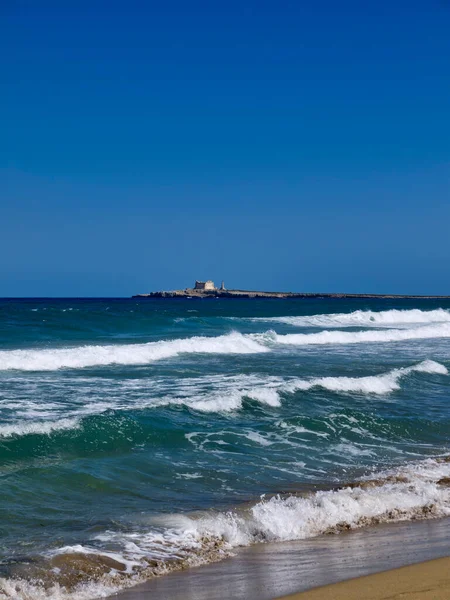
[251,308,450,328]
[282,359,447,395]
[183,457,450,545]
[167,360,447,410]
[0,362,446,442]
[259,322,450,346]
[2,457,450,599]
[2,321,450,372]
[0,333,268,371]
[0,418,81,439]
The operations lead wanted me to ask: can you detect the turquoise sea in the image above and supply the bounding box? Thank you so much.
[1,297,450,598]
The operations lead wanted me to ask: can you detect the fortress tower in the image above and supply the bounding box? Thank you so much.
[194,280,216,291]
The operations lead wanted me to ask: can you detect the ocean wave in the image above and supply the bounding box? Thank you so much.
[172,387,282,413]
[2,457,450,599]
[282,359,447,395]
[0,333,268,371]
[0,418,81,438]
[1,316,450,373]
[165,359,447,409]
[0,362,446,444]
[250,308,450,328]
[188,457,450,545]
[256,322,450,347]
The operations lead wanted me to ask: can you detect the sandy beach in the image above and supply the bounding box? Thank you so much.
[282,557,450,600]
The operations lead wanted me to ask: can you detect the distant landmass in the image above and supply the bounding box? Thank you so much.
[132,280,450,299]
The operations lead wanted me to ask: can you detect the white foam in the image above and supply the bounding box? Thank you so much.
[155,359,438,412]
[2,312,449,373]
[162,360,447,414]
[283,360,448,395]
[244,387,281,407]
[187,393,247,413]
[244,431,273,446]
[260,323,450,347]
[184,457,450,546]
[1,361,446,438]
[160,385,282,413]
[252,308,450,328]
[0,418,81,438]
[3,458,449,600]
[0,578,123,600]
[0,333,268,371]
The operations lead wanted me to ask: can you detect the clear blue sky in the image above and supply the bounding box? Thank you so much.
[1,0,449,296]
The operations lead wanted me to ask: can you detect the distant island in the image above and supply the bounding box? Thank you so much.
[132,280,450,300]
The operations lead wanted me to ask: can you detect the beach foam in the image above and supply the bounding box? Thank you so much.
[2,457,449,600]
[190,458,450,545]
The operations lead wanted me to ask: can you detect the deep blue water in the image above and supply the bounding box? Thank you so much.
[1,298,450,598]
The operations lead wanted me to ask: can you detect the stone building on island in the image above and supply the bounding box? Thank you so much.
[194,280,216,291]
[193,280,226,291]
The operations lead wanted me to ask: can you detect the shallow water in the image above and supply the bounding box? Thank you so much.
[118,517,450,600]
[1,297,450,598]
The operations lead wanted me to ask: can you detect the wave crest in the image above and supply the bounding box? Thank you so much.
[252,308,450,328]
[0,333,268,372]
[0,361,446,441]
[0,418,81,439]
[260,323,450,346]
[283,360,448,395]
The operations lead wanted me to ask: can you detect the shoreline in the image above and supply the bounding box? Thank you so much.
[133,290,450,299]
[282,556,450,599]
[116,516,450,600]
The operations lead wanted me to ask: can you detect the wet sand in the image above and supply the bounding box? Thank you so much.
[117,516,450,600]
[283,557,450,599]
